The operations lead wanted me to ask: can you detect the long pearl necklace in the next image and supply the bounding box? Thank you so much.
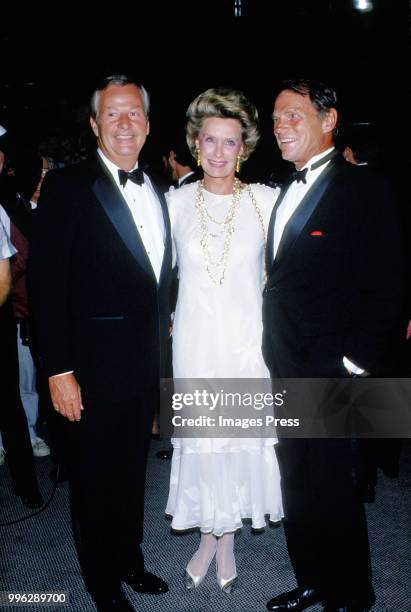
[195,178,243,286]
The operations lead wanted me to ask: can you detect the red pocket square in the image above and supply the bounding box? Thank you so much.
[310,230,323,236]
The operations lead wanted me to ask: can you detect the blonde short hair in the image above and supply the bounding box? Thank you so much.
[186,87,260,161]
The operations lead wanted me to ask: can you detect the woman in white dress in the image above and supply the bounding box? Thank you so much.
[165,88,283,593]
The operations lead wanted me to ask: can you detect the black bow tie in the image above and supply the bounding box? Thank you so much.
[290,149,339,185]
[118,168,144,187]
[290,168,308,184]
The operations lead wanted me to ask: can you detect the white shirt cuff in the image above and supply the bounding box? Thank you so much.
[343,356,365,375]
[50,371,74,377]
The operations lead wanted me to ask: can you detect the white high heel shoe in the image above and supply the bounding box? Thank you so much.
[216,560,237,594]
[185,567,207,590]
[217,573,237,594]
[184,545,217,590]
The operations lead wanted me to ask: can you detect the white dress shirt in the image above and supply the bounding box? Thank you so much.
[273,147,334,259]
[98,149,165,282]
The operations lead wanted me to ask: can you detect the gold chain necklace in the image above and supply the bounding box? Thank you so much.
[195,179,243,285]
[246,184,266,244]
[195,180,267,286]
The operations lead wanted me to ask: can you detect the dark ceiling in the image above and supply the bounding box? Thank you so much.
[0,0,409,170]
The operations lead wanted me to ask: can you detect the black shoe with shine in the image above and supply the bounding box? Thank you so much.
[267,587,321,611]
[93,589,134,612]
[12,486,44,509]
[123,569,168,594]
[156,449,172,460]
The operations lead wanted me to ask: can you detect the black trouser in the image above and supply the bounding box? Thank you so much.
[276,437,374,606]
[66,388,155,598]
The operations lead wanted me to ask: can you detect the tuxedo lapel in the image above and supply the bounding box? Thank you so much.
[91,155,156,281]
[265,188,288,272]
[273,158,341,268]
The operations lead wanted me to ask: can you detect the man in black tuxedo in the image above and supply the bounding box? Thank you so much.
[263,80,402,612]
[29,75,172,612]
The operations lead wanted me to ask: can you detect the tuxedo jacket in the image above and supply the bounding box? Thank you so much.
[262,155,403,378]
[29,154,172,402]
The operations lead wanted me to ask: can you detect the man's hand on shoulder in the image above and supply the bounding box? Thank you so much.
[49,373,83,421]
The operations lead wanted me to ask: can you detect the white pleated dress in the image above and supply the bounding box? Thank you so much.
[165,181,284,536]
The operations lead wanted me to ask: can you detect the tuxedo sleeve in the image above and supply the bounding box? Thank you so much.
[343,174,404,372]
[28,170,81,376]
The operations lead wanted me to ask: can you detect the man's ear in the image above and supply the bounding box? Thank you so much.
[168,151,176,169]
[146,120,150,136]
[90,116,99,138]
[322,108,338,134]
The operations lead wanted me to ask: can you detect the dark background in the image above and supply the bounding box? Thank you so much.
[1,0,409,179]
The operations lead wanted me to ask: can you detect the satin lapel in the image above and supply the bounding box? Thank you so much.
[274,159,341,267]
[91,156,156,280]
[265,188,288,272]
[146,173,172,286]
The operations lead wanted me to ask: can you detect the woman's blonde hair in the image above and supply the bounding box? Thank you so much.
[186,87,260,161]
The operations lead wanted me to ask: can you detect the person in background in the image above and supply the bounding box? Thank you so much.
[0,128,44,509]
[0,152,52,458]
[166,136,201,188]
[342,123,381,168]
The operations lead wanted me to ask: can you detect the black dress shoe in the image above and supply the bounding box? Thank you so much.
[267,587,321,611]
[123,569,168,594]
[94,590,134,612]
[156,449,172,460]
[12,486,44,509]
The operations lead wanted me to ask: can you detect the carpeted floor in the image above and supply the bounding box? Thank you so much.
[0,440,410,612]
